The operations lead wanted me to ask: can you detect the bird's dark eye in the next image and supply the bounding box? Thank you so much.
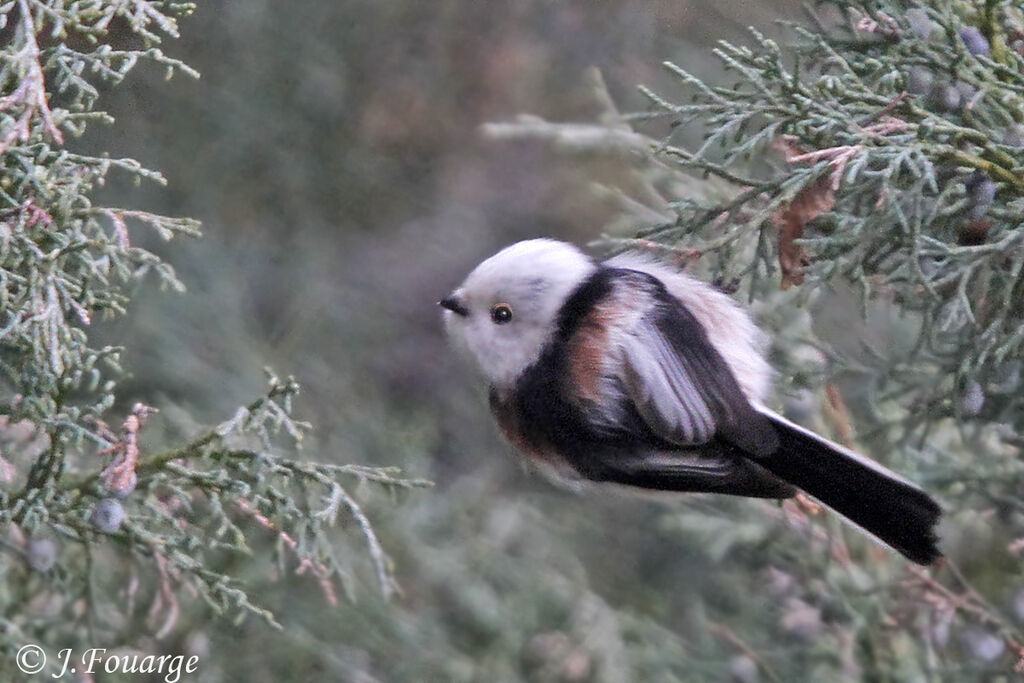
[490,303,513,324]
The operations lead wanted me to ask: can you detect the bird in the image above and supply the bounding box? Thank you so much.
[440,239,942,565]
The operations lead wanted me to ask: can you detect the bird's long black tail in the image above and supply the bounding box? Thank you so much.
[756,409,942,565]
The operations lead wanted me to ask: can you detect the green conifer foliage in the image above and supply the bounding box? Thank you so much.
[487,0,1024,676]
[0,2,427,673]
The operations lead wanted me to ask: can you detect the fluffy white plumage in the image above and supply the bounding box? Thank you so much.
[443,239,596,388]
[605,252,772,405]
[441,238,943,565]
[444,239,770,405]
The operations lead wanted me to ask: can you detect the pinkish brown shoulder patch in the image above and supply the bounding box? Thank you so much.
[566,298,618,403]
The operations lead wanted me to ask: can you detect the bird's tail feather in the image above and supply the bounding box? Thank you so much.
[756,408,942,565]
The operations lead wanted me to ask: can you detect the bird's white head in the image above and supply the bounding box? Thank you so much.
[441,239,597,389]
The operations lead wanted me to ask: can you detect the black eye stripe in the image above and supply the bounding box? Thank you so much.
[490,303,513,324]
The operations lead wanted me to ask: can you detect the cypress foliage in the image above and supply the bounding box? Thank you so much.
[0,2,427,674]
[487,0,1024,676]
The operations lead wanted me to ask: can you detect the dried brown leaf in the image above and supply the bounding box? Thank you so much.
[772,174,835,289]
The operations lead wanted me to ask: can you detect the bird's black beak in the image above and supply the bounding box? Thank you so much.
[439,293,469,317]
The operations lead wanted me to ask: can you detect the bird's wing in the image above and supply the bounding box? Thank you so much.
[591,446,796,499]
[602,270,778,456]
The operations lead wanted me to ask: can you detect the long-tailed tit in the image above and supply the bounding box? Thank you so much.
[440,239,941,564]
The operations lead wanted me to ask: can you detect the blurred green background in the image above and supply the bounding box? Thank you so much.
[77,1,975,681]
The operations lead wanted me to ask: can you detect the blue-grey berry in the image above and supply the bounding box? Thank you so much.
[990,361,1022,394]
[906,67,934,95]
[779,597,822,642]
[959,26,990,57]
[905,9,936,40]
[960,627,1005,662]
[966,171,997,219]
[955,80,977,105]
[783,389,817,423]
[960,380,984,416]
[1003,124,1024,148]
[764,567,797,598]
[91,498,125,533]
[928,84,962,112]
[107,472,137,499]
[931,611,952,647]
[26,538,57,572]
[919,256,941,279]
[729,655,759,683]
[1011,588,1024,623]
